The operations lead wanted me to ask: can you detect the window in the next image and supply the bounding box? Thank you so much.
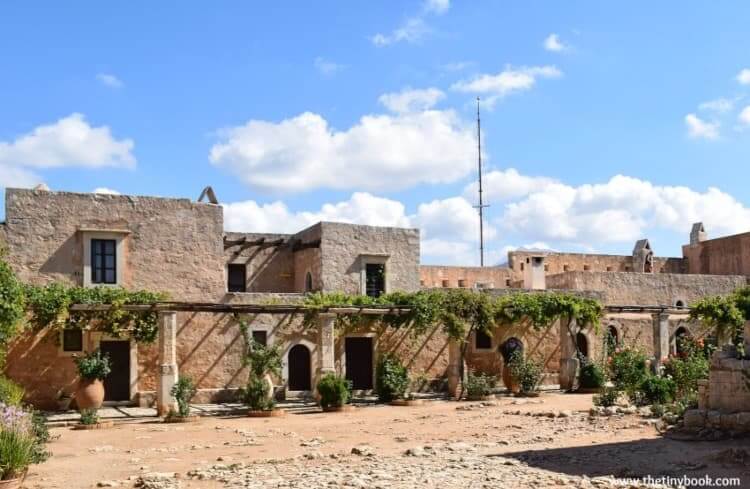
[442,280,450,288]
[563,265,570,272]
[305,272,313,292]
[91,239,117,284]
[251,330,267,347]
[606,266,613,272]
[365,263,385,298]
[458,279,467,288]
[419,280,425,287]
[227,264,246,292]
[520,263,525,271]
[505,279,511,287]
[583,265,590,271]
[675,300,685,308]
[475,330,492,349]
[62,328,83,352]
[544,265,549,272]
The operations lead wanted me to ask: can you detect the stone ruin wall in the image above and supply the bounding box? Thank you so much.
[225,231,296,293]
[419,265,511,289]
[683,231,750,276]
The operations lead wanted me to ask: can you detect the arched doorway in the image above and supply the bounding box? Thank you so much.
[288,344,311,391]
[605,325,619,356]
[674,327,690,356]
[576,332,589,359]
[499,337,524,363]
[305,272,313,292]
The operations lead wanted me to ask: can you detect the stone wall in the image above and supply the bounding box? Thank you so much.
[546,271,747,306]
[292,224,322,293]
[225,232,296,292]
[319,222,420,294]
[419,265,511,289]
[683,231,750,276]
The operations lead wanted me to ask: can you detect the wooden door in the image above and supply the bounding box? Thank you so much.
[100,341,131,402]
[345,337,373,390]
[288,344,311,391]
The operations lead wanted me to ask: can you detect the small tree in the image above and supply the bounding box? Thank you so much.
[375,353,409,402]
[317,373,351,408]
[240,338,282,411]
[170,376,197,418]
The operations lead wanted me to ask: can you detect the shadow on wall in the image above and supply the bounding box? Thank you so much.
[377,323,451,390]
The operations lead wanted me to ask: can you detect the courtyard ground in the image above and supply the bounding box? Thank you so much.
[28,393,749,488]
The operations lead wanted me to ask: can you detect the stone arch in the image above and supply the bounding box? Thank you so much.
[673,326,691,356]
[499,337,524,363]
[287,344,312,391]
[576,332,589,359]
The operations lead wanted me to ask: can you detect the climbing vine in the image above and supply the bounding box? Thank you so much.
[302,289,603,342]
[689,293,745,342]
[0,247,25,358]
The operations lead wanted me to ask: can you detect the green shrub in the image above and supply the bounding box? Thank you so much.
[608,347,649,397]
[0,255,25,351]
[244,338,282,378]
[579,361,605,389]
[240,375,274,411]
[508,351,543,394]
[663,338,709,401]
[0,377,24,406]
[465,371,496,398]
[74,350,111,381]
[0,427,36,480]
[170,376,197,417]
[375,353,409,402]
[79,408,99,425]
[650,403,666,418]
[639,375,676,405]
[317,373,351,408]
[592,386,619,407]
[29,411,50,464]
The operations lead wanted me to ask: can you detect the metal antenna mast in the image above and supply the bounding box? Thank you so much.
[474,97,489,267]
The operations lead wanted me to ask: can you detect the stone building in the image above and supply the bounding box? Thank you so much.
[1,187,748,409]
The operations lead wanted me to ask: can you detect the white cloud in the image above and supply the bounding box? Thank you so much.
[96,73,123,89]
[699,97,734,113]
[0,114,135,190]
[684,113,719,140]
[736,68,750,85]
[451,65,562,106]
[92,187,121,195]
[738,106,750,126]
[314,57,343,76]
[440,61,474,72]
[423,0,450,14]
[543,33,566,52]
[500,174,750,246]
[413,196,496,242]
[209,107,475,193]
[378,87,445,113]
[371,18,429,47]
[463,168,558,202]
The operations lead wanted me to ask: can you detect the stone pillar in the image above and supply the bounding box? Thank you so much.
[652,312,670,372]
[157,311,178,416]
[447,339,462,399]
[559,318,578,391]
[316,314,336,388]
[744,321,750,353]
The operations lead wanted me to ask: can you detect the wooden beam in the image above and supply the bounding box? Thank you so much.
[68,302,412,316]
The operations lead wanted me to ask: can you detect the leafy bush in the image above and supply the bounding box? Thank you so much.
[465,371,496,398]
[317,373,351,408]
[243,338,282,378]
[0,255,25,353]
[29,411,50,463]
[79,408,99,425]
[74,350,111,381]
[375,353,409,402]
[579,361,605,389]
[650,403,666,418]
[240,376,274,411]
[170,376,196,418]
[663,337,709,401]
[0,403,47,479]
[508,351,543,394]
[608,347,649,397]
[0,377,24,406]
[592,386,619,407]
[639,375,676,405]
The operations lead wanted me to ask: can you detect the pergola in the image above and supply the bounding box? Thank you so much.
[69,301,692,413]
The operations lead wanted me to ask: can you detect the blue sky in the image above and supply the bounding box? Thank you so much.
[2,1,750,265]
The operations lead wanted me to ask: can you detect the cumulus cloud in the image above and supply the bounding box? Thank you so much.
[378,87,445,113]
[738,106,750,126]
[736,68,750,85]
[499,174,750,246]
[371,0,449,47]
[92,187,121,195]
[451,65,562,106]
[0,113,135,189]
[423,0,450,14]
[463,168,558,202]
[209,107,475,193]
[413,196,496,242]
[543,33,566,52]
[699,97,735,113]
[96,73,123,88]
[684,113,719,140]
[314,57,344,76]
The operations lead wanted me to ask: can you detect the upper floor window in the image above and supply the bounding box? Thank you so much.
[251,330,267,347]
[227,264,246,292]
[91,239,117,284]
[475,330,492,349]
[62,328,83,353]
[365,263,385,298]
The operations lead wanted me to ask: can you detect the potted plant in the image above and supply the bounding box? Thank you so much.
[577,360,605,393]
[73,350,110,410]
[376,354,420,406]
[0,404,49,487]
[508,351,543,397]
[165,376,198,423]
[499,338,524,392]
[464,370,497,401]
[241,338,284,417]
[73,408,113,430]
[317,373,353,412]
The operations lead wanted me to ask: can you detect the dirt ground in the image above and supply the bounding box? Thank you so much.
[27,394,750,488]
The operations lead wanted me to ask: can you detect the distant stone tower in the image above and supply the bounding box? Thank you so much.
[632,239,654,273]
[690,222,707,245]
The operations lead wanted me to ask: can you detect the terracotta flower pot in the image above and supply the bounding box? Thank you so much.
[0,470,26,488]
[76,378,105,410]
[502,368,520,394]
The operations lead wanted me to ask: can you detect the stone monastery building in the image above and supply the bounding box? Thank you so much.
[1,187,749,410]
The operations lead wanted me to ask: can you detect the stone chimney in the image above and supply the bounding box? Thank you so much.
[523,255,546,290]
[690,222,707,245]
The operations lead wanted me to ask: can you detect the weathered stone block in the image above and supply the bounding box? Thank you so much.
[683,409,706,428]
[707,410,722,428]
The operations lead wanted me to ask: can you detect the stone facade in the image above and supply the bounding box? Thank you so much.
[419,265,511,289]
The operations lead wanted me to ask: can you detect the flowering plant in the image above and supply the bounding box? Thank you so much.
[0,403,45,480]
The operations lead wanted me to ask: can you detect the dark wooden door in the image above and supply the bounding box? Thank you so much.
[288,345,311,391]
[100,341,131,401]
[345,337,373,390]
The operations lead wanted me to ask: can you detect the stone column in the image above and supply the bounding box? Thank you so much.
[316,314,336,388]
[559,318,578,391]
[652,312,670,372]
[157,311,178,416]
[744,320,750,353]
[447,339,462,399]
